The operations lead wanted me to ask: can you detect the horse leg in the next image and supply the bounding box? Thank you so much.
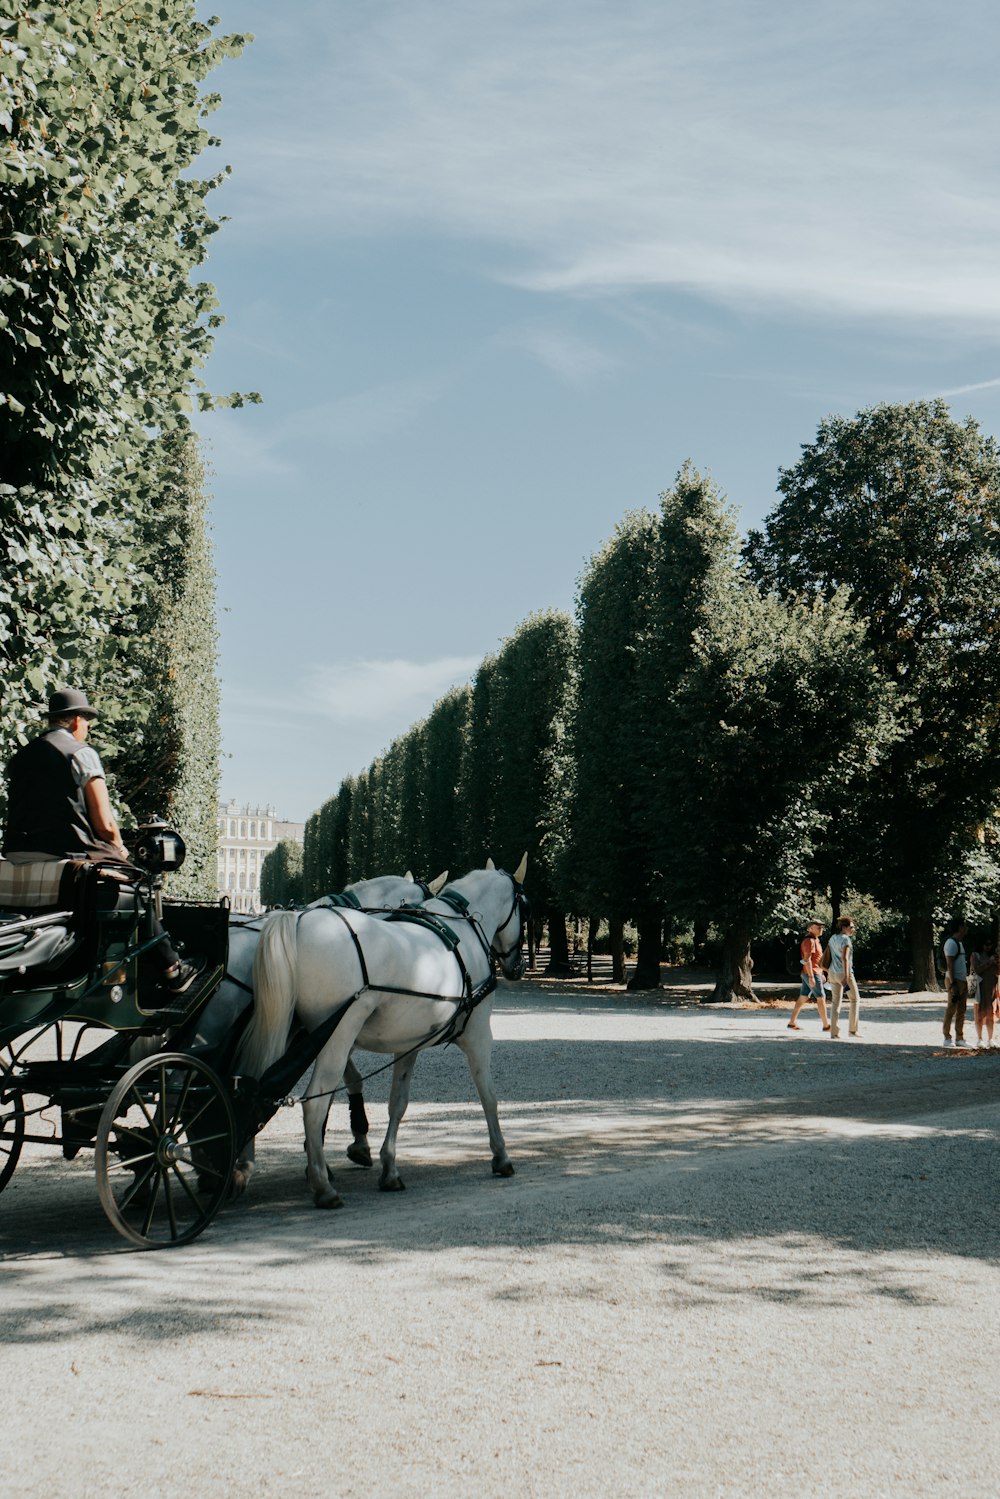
[232,1136,255,1196]
[457,1016,514,1177]
[344,1053,372,1167]
[302,1029,363,1208]
[378,1052,418,1193]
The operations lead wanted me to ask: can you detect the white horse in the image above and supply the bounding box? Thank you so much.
[238,858,528,1206]
[190,870,447,1191]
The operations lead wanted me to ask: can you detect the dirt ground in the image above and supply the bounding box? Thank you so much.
[4,979,999,1498]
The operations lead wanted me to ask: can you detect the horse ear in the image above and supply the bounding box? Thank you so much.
[485,856,495,870]
[428,870,448,895]
[513,852,528,884]
[404,870,413,882]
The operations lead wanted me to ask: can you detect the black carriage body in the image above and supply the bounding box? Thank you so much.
[0,850,235,1247]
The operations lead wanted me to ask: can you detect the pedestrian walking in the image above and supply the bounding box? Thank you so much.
[788,918,830,1032]
[941,916,970,1048]
[827,915,861,1038]
[969,937,998,1049]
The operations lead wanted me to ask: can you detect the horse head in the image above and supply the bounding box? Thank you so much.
[488,853,529,980]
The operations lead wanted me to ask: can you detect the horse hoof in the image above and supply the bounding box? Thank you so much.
[379,1176,406,1192]
[229,1168,250,1199]
[314,1189,345,1209]
[492,1160,515,1178]
[347,1142,373,1168]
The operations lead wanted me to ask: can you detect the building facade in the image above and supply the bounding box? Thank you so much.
[217,799,305,914]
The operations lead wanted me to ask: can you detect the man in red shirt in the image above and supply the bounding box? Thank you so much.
[788,918,830,1032]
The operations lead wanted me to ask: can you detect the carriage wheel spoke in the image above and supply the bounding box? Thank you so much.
[163,1169,178,1239]
[171,1162,202,1211]
[106,1150,155,1173]
[141,1170,162,1237]
[119,1160,157,1212]
[166,1069,195,1134]
[129,1086,157,1131]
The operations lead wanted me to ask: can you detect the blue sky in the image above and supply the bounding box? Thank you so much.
[197,0,1000,822]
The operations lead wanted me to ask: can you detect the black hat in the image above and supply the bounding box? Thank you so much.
[44,688,98,721]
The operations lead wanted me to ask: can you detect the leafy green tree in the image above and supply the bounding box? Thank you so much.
[327,778,355,892]
[112,434,220,897]
[745,401,1000,988]
[635,466,891,1000]
[459,657,497,868]
[566,511,660,984]
[302,811,321,900]
[0,5,252,836]
[423,686,470,878]
[260,838,304,908]
[487,611,576,973]
[347,769,371,881]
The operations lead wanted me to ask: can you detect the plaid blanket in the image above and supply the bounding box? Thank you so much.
[0,859,79,910]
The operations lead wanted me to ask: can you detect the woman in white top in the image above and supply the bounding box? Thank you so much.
[828,915,861,1039]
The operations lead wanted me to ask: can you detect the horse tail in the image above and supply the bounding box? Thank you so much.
[236,911,300,1079]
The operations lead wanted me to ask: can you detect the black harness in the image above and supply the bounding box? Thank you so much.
[252,873,529,1112]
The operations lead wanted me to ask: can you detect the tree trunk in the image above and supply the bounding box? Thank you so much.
[908,912,939,993]
[709,923,754,1003]
[609,915,626,985]
[544,907,572,976]
[628,907,663,990]
[587,914,597,983]
[693,919,709,966]
[830,880,844,927]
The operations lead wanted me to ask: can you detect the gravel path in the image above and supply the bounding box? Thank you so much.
[4,981,999,1498]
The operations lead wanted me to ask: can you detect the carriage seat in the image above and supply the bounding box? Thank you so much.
[0,857,85,913]
[0,919,77,974]
[0,859,94,985]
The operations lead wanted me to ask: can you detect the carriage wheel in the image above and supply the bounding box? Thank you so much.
[0,1049,25,1193]
[95,1052,236,1249]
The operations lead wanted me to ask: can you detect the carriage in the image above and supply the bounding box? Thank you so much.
[0,829,526,1248]
[0,822,279,1249]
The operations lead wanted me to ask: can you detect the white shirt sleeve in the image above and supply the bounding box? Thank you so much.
[68,744,105,788]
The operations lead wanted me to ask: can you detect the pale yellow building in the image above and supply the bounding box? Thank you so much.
[216,799,304,914]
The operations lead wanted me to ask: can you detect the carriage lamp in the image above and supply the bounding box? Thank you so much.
[133,819,187,875]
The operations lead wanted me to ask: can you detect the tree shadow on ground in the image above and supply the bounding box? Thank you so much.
[1,999,995,1343]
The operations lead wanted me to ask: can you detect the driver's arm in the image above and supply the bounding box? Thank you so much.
[84,776,128,857]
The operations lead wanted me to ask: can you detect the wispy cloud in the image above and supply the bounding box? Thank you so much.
[933,376,1000,398]
[306,656,480,721]
[215,0,1000,327]
[199,372,446,471]
[501,326,620,385]
[224,655,479,729]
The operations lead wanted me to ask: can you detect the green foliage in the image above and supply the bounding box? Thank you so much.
[654,581,889,937]
[487,610,576,909]
[259,838,303,908]
[745,400,1000,922]
[566,509,659,918]
[458,657,496,867]
[0,5,250,854]
[422,686,470,877]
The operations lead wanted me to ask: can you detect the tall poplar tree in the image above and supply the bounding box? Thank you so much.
[567,511,659,984]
